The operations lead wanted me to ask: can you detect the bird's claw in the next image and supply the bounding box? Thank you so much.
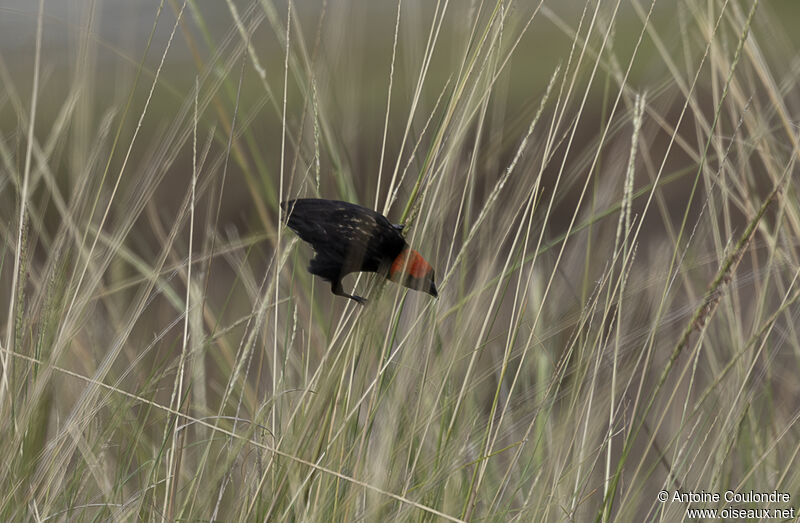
[350,295,367,305]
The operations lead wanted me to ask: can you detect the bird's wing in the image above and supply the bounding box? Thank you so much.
[282,199,378,249]
[282,199,405,275]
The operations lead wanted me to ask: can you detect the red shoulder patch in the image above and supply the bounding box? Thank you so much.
[391,249,432,280]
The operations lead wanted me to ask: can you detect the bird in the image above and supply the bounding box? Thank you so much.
[280,198,438,304]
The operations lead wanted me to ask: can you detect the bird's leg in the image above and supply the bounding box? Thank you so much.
[331,280,367,305]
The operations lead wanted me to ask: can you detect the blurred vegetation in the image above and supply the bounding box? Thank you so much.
[1,0,800,520]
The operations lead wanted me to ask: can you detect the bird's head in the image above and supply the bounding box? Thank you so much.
[389,248,438,298]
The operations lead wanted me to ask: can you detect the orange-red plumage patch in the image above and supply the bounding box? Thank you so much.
[391,248,431,280]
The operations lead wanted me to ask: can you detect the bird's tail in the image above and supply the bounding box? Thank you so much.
[280,199,304,232]
[280,199,326,241]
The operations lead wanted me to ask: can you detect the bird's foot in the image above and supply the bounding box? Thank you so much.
[332,280,367,305]
[348,294,367,305]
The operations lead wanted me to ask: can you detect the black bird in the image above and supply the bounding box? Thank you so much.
[281,199,438,304]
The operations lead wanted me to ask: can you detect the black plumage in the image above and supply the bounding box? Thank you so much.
[281,199,409,303]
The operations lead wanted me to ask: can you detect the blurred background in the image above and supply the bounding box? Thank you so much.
[2,0,800,520]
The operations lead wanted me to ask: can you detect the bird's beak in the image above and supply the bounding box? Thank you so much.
[429,281,438,298]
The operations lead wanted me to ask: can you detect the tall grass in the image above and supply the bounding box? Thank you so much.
[2,0,799,520]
